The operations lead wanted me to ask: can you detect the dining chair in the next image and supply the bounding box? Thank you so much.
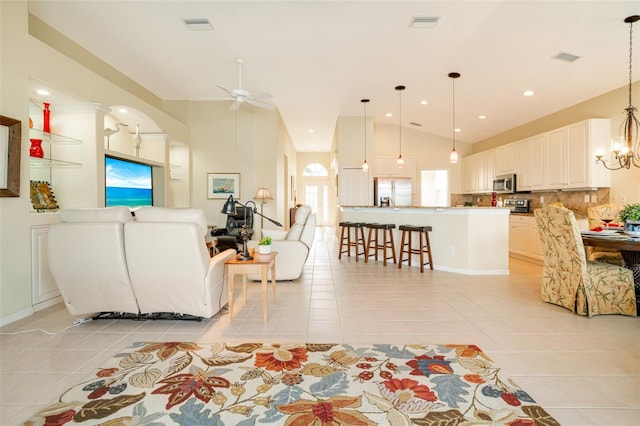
[586,203,624,266]
[534,204,636,317]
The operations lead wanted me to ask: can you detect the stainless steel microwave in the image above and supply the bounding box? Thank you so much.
[493,174,516,193]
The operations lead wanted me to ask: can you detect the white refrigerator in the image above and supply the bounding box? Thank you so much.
[373,177,412,206]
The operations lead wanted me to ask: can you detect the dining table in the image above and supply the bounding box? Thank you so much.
[581,231,640,308]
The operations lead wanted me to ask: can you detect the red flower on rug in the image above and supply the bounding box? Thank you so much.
[255,346,309,372]
[406,354,453,377]
[152,368,230,409]
[138,342,202,361]
[277,395,376,425]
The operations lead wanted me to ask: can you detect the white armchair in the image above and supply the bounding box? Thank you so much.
[125,206,236,318]
[250,205,316,280]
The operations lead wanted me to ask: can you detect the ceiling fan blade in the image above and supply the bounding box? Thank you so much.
[216,85,234,96]
[229,101,241,111]
[247,99,275,110]
[249,92,273,100]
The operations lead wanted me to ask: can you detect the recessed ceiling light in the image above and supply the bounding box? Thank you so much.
[420,100,428,105]
[308,129,315,133]
[118,108,128,113]
[409,16,439,28]
[455,128,461,133]
[36,89,50,96]
[183,18,213,31]
[522,90,535,97]
[478,115,487,120]
[386,113,393,118]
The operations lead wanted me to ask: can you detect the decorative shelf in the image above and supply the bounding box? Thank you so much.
[29,128,82,144]
[29,157,82,168]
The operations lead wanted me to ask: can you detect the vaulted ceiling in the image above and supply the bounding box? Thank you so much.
[29,1,640,151]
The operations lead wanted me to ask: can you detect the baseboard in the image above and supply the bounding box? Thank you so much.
[509,253,544,265]
[0,306,35,327]
[33,296,63,312]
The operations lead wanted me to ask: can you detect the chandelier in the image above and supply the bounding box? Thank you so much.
[595,15,640,170]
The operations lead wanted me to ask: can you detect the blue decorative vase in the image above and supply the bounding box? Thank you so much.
[624,220,640,238]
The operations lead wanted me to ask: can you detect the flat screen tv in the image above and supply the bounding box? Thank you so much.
[105,155,153,207]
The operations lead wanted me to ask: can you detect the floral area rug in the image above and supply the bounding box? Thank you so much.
[25,342,560,425]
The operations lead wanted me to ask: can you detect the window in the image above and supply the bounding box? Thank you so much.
[302,163,328,177]
[420,169,449,207]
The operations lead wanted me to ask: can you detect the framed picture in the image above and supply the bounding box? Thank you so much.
[207,173,240,199]
[0,115,22,197]
[30,180,59,211]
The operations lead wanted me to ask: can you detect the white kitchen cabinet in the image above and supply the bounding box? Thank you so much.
[545,128,565,189]
[31,225,61,310]
[508,215,543,262]
[543,119,610,190]
[528,134,546,191]
[339,167,371,206]
[461,150,495,194]
[515,138,531,191]
[495,143,516,175]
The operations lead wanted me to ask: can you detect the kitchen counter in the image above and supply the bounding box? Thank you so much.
[339,206,510,275]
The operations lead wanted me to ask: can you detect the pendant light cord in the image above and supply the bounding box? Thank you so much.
[629,18,635,109]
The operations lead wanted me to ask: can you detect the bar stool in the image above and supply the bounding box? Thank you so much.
[338,222,367,261]
[365,223,397,266]
[398,225,434,272]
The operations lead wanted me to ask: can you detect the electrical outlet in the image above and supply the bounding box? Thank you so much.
[448,247,455,255]
[584,194,590,203]
[540,196,544,204]
[620,194,627,203]
[591,194,597,203]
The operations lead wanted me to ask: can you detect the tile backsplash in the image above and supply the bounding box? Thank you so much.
[451,188,611,219]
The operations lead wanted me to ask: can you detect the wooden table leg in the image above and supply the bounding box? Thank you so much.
[228,267,235,320]
[271,260,277,303]
[261,265,268,323]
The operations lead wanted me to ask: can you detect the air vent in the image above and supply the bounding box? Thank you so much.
[183,18,213,31]
[409,122,422,127]
[552,52,580,63]
[409,16,439,28]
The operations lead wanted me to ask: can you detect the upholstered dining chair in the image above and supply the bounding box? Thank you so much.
[534,204,636,317]
[586,203,624,266]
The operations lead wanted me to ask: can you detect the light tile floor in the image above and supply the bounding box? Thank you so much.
[1,227,638,425]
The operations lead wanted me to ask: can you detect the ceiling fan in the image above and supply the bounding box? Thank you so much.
[216,58,275,111]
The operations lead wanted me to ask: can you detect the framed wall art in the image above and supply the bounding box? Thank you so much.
[0,115,22,197]
[207,173,240,199]
[30,180,59,212]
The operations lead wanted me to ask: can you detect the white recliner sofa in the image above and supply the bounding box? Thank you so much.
[125,206,235,318]
[48,206,235,319]
[249,205,316,280]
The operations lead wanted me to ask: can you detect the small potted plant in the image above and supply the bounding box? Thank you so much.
[619,203,640,237]
[258,236,272,254]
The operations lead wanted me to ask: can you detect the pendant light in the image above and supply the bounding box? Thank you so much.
[395,85,405,167]
[361,98,370,172]
[595,15,640,169]
[448,72,461,164]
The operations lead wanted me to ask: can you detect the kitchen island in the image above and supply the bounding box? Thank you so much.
[339,206,511,275]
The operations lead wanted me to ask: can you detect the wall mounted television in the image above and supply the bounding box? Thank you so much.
[105,155,153,207]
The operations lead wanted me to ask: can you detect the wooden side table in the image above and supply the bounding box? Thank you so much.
[226,252,277,323]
